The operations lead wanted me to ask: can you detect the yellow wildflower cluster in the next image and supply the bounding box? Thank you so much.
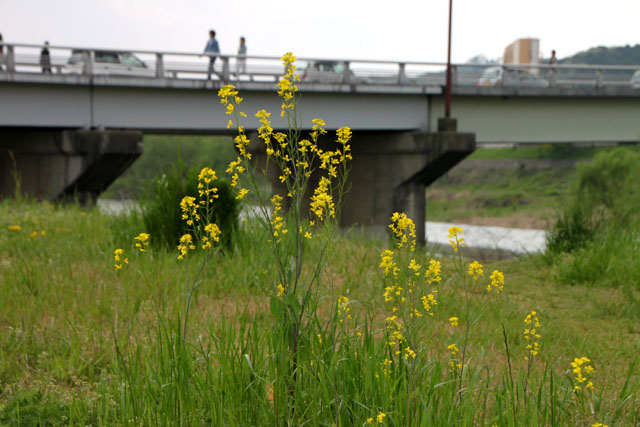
[180,196,200,226]
[448,343,462,370]
[523,310,541,360]
[201,223,221,249]
[389,212,417,251]
[113,248,128,270]
[380,213,442,357]
[571,356,595,393]
[337,296,352,322]
[218,84,250,199]
[487,269,505,293]
[30,230,46,238]
[176,167,224,258]
[447,226,466,252]
[380,250,398,279]
[310,177,335,220]
[270,195,288,241]
[467,260,484,280]
[592,423,608,427]
[277,52,299,117]
[177,234,195,260]
[276,283,286,297]
[449,316,459,327]
[197,167,220,203]
[366,411,386,424]
[134,232,150,252]
[8,224,21,231]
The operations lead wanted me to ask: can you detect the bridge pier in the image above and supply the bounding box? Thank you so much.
[0,129,142,203]
[254,129,475,243]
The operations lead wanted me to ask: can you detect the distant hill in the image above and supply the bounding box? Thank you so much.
[560,44,640,65]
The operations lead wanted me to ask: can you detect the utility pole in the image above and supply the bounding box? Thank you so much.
[445,0,453,119]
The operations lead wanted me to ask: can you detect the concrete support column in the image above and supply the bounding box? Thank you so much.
[0,129,142,203]
[252,129,475,244]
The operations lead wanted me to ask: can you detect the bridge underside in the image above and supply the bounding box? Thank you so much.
[0,129,142,203]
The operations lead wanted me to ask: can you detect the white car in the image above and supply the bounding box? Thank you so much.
[477,66,548,88]
[630,70,640,89]
[300,60,369,84]
[67,50,155,77]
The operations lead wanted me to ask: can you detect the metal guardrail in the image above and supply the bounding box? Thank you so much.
[1,42,639,89]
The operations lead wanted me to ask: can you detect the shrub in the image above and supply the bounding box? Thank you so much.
[141,163,238,251]
[546,146,640,256]
[545,202,599,255]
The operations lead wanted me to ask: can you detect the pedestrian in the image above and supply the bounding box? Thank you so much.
[0,33,4,71]
[204,30,220,80]
[236,36,246,75]
[40,41,52,74]
[547,49,558,86]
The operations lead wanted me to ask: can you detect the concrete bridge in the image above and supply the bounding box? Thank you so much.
[1,42,639,238]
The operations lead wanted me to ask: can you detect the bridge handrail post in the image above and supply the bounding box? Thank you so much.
[155,53,164,79]
[83,50,93,76]
[342,61,350,84]
[221,56,230,83]
[5,45,15,73]
[398,63,406,85]
[595,68,603,88]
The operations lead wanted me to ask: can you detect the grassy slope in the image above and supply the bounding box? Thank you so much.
[426,146,621,228]
[1,200,639,424]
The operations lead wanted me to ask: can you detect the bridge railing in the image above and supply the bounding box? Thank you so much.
[1,42,639,90]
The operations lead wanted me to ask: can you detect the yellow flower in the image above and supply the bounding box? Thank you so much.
[8,225,21,231]
[449,316,459,327]
[134,232,150,252]
[310,177,335,220]
[113,248,128,270]
[467,260,483,280]
[177,234,195,259]
[524,310,541,360]
[389,212,417,251]
[276,283,286,297]
[366,418,374,424]
[425,259,442,283]
[447,226,465,252]
[236,188,249,200]
[488,269,505,293]
[206,224,221,241]
[376,412,386,423]
[337,296,352,322]
[571,356,595,392]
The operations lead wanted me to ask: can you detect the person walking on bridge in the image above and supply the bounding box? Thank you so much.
[0,33,5,71]
[236,36,247,75]
[40,41,52,74]
[204,30,220,80]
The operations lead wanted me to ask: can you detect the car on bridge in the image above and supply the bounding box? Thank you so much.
[477,66,549,88]
[66,50,155,77]
[300,60,370,84]
[631,70,640,89]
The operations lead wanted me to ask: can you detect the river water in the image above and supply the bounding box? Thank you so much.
[97,199,547,255]
[425,221,547,256]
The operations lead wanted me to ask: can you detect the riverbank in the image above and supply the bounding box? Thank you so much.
[425,147,610,229]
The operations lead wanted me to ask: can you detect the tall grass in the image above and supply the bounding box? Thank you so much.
[546,147,640,303]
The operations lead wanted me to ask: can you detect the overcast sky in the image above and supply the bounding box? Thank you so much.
[2,0,639,63]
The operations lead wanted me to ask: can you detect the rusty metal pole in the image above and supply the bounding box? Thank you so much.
[445,0,453,118]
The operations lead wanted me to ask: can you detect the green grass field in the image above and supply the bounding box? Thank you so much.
[1,198,638,425]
